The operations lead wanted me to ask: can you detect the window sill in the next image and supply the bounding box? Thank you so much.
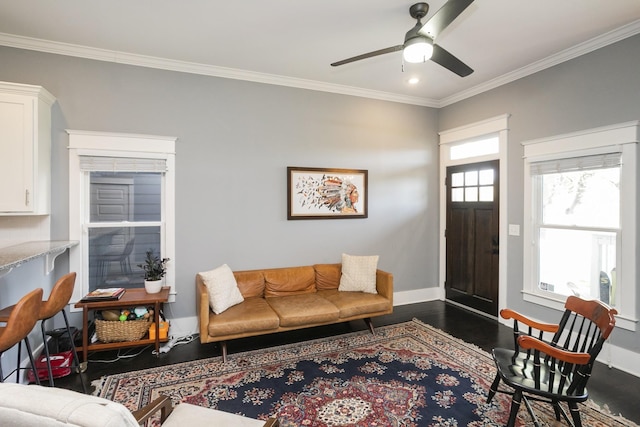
[522,290,637,332]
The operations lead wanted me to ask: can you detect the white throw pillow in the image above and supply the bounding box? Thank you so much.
[200,264,244,314]
[339,253,379,294]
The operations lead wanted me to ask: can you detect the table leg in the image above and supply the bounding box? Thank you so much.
[153,301,161,356]
[81,306,89,368]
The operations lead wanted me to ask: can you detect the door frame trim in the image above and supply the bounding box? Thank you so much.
[439,114,510,318]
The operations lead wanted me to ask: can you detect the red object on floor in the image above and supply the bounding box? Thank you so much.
[27,350,73,383]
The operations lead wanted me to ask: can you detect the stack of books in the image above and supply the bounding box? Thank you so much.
[80,287,126,302]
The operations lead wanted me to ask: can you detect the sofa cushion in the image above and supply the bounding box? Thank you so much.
[318,289,391,318]
[314,264,341,290]
[234,270,266,298]
[264,266,316,297]
[200,264,245,314]
[339,254,379,294]
[208,297,279,336]
[267,294,340,327]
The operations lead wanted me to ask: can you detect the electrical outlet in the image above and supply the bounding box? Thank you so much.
[508,224,520,236]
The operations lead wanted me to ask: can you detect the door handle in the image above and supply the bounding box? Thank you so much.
[491,236,499,254]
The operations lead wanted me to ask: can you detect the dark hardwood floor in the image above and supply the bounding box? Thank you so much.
[56,300,639,424]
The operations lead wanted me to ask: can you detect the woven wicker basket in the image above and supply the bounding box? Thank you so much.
[95,318,151,343]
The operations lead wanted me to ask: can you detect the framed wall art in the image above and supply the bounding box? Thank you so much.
[287,167,368,220]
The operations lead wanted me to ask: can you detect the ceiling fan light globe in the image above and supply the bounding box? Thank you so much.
[403,37,433,63]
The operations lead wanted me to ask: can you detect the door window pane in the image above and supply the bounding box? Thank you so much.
[451,172,464,187]
[479,186,493,202]
[465,171,478,186]
[452,188,464,202]
[479,169,494,185]
[465,187,478,202]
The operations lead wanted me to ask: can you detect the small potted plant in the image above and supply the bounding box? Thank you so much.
[138,249,169,294]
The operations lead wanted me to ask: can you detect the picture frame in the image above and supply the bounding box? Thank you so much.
[287,167,368,220]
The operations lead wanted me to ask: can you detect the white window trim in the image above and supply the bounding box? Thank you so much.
[522,121,639,331]
[439,114,510,317]
[68,130,177,305]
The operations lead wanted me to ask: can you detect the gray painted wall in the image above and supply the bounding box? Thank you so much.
[439,34,640,352]
[0,46,439,330]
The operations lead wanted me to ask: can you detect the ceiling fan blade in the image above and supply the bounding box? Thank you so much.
[419,0,474,39]
[431,44,473,77]
[331,45,403,67]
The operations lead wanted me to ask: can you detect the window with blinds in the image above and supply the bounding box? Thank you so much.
[532,153,620,303]
[522,121,639,332]
[68,130,176,299]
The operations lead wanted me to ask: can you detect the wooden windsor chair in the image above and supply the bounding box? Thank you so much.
[487,295,617,427]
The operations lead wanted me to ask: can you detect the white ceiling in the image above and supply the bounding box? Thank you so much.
[1,0,639,107]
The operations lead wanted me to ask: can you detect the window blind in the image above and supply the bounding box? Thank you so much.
[79,156,167,172]
[530,152,621,176]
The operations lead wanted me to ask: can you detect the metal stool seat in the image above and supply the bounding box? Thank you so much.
[0,288,43,385]
[0,273,84,389]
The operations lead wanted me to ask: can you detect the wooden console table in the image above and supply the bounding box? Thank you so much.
[74,287,169,369]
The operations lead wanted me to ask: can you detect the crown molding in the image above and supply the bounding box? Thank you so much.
[438,19,640,107]
[1,19,639,109]
[0,32,439,107]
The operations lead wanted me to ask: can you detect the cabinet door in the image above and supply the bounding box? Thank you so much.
[0,94,33,212]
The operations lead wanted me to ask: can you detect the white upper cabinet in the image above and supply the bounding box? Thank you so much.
[0,82,55,215]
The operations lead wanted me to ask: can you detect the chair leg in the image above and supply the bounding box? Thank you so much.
[569,402,582,427]
[552,401,562,421]
[506,390,522,427]
[487,373,501,403]
[40,320,55,386]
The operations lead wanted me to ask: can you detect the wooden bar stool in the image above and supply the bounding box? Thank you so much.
[0,273,84,388]
[0,288,43,385]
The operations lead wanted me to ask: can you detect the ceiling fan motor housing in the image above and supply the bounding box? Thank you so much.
[409,3,430,20]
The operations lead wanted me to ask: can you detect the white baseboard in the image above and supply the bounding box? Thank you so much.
[393,287,444,306]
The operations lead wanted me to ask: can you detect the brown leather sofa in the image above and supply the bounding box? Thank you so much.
[196,263,393,361]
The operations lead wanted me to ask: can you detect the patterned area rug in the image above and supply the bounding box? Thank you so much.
[94,319,636,426]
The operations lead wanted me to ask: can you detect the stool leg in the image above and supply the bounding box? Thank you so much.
[62,308,87,393]
[40,320,55,386]
[23,338,40,386]
[16,340,22,383]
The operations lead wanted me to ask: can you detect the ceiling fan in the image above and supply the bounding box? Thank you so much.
[331,0,474,77]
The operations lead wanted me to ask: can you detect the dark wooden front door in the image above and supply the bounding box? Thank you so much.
[445,160,499,316]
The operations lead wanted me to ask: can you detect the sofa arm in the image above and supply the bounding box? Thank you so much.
[375,269,393,305]
[196,275,212,343]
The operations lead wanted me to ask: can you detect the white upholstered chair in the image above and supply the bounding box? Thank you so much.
[0,383,278,427]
